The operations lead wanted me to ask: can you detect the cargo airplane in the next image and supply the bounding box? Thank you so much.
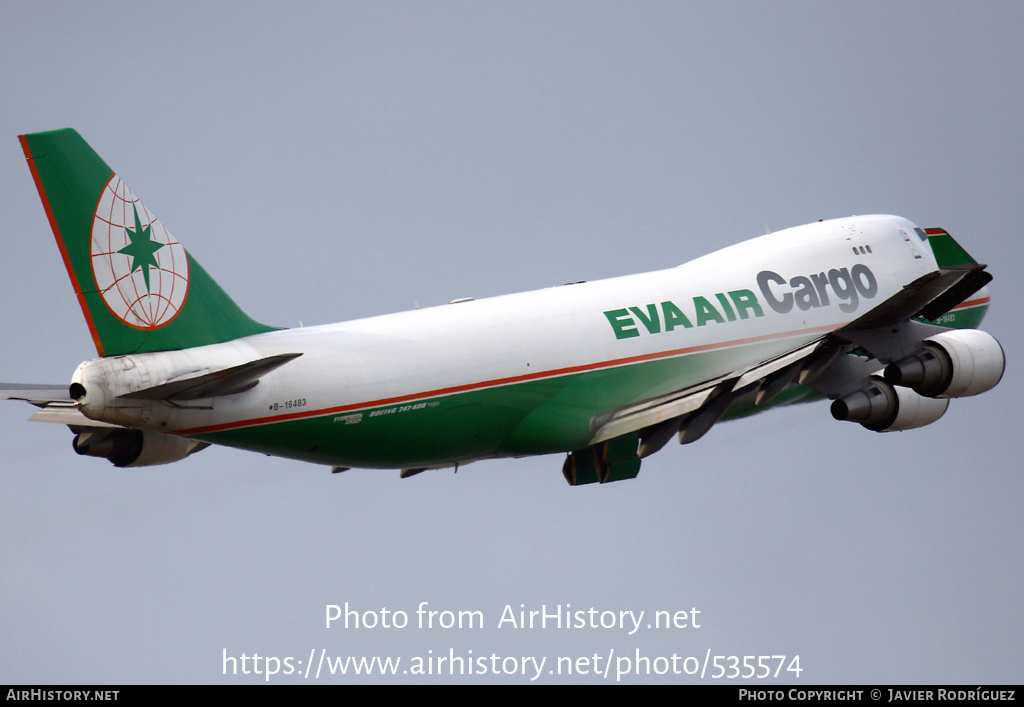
[1,129,1005,484]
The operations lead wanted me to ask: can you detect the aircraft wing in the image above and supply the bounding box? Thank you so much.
[832,230,992,364]
[835,264,989,338]
[584,231,993,466]
[589,337,829,446]
[587,337,837,459]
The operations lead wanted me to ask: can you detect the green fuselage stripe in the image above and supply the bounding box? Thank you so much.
[188,323,837,468]
[181,321,838,437]
[188,295,992,469]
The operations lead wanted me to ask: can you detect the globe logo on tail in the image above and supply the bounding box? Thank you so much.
[90,176,189,329]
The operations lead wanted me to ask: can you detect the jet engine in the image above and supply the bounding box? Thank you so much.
[831,376,949,432]
[884,329,1004,398]
[72,428,209,467]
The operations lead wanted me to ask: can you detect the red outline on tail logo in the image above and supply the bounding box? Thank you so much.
[90,176,189,329]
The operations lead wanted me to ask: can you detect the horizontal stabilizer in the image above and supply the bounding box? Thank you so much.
[31,406,122,428]
[118,353,303,401]
[0,384,72,407]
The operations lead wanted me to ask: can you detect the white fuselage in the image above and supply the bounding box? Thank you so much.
[72,215,937,467]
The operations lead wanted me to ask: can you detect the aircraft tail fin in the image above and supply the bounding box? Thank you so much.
[19,129,276,357]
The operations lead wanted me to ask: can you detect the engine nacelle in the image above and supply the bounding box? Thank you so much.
[884,329,1004,398]
[72,428,209,467]
[831,376,949,432]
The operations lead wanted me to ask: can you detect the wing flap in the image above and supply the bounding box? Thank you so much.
[589,380,723,446]
[589,338,827,446]
[734,338,827,390]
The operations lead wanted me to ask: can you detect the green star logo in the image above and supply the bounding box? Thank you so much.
[118,204,165,293]
[91,177,190,330]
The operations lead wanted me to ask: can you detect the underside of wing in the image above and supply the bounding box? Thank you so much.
[806,229,1002,433]
[588,337,830,449]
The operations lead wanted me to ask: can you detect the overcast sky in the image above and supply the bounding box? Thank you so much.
[1,1,1021,684]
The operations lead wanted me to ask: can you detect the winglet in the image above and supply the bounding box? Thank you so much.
[925,228,978,267]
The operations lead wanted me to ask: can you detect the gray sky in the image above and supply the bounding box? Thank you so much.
[1,1,1021,684]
